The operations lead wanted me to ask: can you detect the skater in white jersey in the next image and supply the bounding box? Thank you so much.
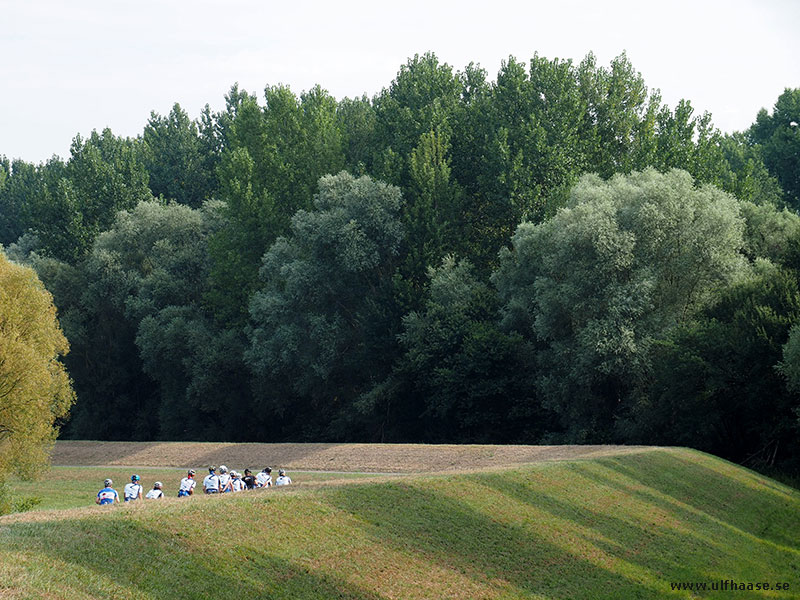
[203,466,220,494]
[124,474,143,501]
[275,469,292,486]
[218,465,232,493]
[230,471,246,492]
[178,469,196,497]
[256,467,272,488]
[145,482,164,499]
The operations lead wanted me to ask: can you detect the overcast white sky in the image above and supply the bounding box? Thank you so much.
[1,0,798,164]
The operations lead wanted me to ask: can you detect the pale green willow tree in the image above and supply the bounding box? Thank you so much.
[493,168,750,440]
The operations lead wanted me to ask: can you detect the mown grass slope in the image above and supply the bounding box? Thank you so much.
[0,448,798,599]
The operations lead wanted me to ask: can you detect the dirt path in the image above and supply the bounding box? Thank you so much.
[52,441,652,473]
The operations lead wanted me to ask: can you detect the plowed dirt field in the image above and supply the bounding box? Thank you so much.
[52,440,651,472]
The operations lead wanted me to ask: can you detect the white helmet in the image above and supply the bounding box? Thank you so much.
[104,478,113,487]
[154,482,163,489]
[279,469,286,476]
[219,465,228,473]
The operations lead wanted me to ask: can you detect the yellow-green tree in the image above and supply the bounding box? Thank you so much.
[0,251,74,482]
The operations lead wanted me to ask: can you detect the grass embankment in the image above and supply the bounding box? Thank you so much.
[1,448,798,599]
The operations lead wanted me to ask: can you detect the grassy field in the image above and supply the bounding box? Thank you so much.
[1,447,798,599]
[7,466,385,511]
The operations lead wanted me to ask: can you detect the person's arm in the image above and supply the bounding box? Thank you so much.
[96,493,101,505]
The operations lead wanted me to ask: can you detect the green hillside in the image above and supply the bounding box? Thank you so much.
[0,448,797,599]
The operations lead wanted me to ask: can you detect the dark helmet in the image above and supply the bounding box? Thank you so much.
[244,469,251,475]
[208,466,216,473]
[263,467,272,473]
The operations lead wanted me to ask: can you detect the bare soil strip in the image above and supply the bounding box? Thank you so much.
[51,441,652,473]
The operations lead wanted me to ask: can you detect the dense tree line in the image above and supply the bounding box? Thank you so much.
[1,52,799,475]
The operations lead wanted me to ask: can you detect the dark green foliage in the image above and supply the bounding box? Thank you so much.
[749,88,800,208]
[778,326,800,443]
[35,250,158,440]
[246,172,404,440]
[391,256,549,442]
[0,158,39,245]
[337,95,378,174]
[136,307,253,440]
[141,103,215,207]
[443,52,741,273]
[3,53,797,476]
[627,266,800,471]
[57,130,153,259]
[0,158,67,250]
[206,85,346,324]
[205,145,275,325]
[717,132,784,205]
[3,130,153,263]
[373,52,461,186]
[44,201,242,440]
[739,200,800,264]
[451,54,589,267]
[399,129,462,297]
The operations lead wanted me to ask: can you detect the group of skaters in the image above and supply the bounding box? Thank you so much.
[96,465,292,505]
